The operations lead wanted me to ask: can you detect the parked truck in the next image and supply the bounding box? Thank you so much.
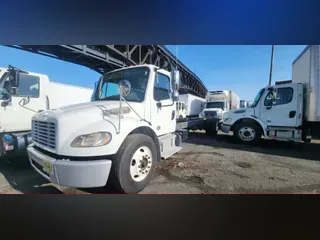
[221,45,320,144]
[199,90,240,120]
[176,101,187,120]
[178,93,205,118]
[240,100,247,108]
[0,65,93,157]
[26,64,218,193]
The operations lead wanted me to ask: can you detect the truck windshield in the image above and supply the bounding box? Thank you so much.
[250,88,265,108]
[206,102,224,109]
[94,67,150,102]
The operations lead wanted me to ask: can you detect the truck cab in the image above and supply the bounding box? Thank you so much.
[0,67,50,133]
[221,83,304,144]
[27,64,183,193]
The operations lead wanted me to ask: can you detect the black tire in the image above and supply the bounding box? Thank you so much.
[233,121,262,145]
[109,133,157,193]
[205,119,218,137]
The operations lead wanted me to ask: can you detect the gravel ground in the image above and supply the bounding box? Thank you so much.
[1,131,320,194]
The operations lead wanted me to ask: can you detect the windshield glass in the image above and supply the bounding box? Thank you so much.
[250,88,265,108]
[206,102,225,109]
[94,67,150,102]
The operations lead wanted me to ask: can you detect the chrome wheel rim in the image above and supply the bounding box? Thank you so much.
[130,146,152,182]
[238,127,256,141]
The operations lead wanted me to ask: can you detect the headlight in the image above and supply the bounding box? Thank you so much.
[71,132,112,148]
[224,117,232,123]
[199,112,204,118]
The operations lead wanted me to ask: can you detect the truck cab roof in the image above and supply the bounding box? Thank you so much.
[103,64,171,76]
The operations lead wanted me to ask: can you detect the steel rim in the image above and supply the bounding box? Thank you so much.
[130,146,152,182]
[238,126,256,141]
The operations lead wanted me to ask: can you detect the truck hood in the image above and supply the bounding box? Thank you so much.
[204,108,222,112]
[33,100,145,126]
[223,107,254,118]
[203,108,223,115]
[32,100,147,156]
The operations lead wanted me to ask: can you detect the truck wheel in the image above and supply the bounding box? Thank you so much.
[110,134,157,193]
[205,119,218,137]
[233,122,262,144]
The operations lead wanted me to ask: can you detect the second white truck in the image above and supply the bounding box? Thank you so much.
[0,65,93,157]
[221,45,320,144]
[199,90,240,120]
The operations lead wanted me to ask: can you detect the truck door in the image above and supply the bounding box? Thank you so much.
[259,84,300,127]
[0,72,46,132]
[152,71,176,136]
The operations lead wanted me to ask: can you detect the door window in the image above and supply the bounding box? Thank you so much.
[264,87,293,106]
[154,73,171,101]
[16,74,40,98]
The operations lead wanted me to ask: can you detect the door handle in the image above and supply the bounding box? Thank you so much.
[289,111,296,118]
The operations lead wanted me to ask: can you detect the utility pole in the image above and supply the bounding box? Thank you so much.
[268,45,275,86]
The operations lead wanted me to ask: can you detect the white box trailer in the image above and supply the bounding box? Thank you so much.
[178,93,206,117]
[47,82,93,109]
[292,45,320,122]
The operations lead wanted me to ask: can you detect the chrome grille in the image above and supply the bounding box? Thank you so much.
[32,120,56,149]
[204,111,217,118]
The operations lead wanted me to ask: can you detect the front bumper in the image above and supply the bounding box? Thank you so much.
[27,144,112,188]
[221,124,231,134]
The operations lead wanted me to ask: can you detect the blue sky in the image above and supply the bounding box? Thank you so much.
[0,45,306,100]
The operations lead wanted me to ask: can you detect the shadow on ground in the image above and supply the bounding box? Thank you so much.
[185,131,320,162]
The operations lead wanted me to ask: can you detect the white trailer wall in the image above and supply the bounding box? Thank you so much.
[47,82,93,109]
[179,94,206,117]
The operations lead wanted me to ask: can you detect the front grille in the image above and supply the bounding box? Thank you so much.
[32,120,56,149]
[204,111,217,118]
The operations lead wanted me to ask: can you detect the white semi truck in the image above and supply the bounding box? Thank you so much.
[0,65,93,156]
[221,45,320,144]
[26,64,217,193]
[199,90,240,120]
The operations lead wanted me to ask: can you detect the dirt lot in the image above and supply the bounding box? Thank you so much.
[1,131,320,194]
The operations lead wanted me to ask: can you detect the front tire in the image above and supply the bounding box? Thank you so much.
[205,119,218,137]
[233,122,262,144]
[109,134,157,193]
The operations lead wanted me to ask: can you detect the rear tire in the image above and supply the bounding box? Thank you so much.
[233,122,262,145]
[109,134,157,193]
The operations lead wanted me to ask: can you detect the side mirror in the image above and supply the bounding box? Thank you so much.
[8,68,19,88]
[172,70,180,90]
[173,91,179,101]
